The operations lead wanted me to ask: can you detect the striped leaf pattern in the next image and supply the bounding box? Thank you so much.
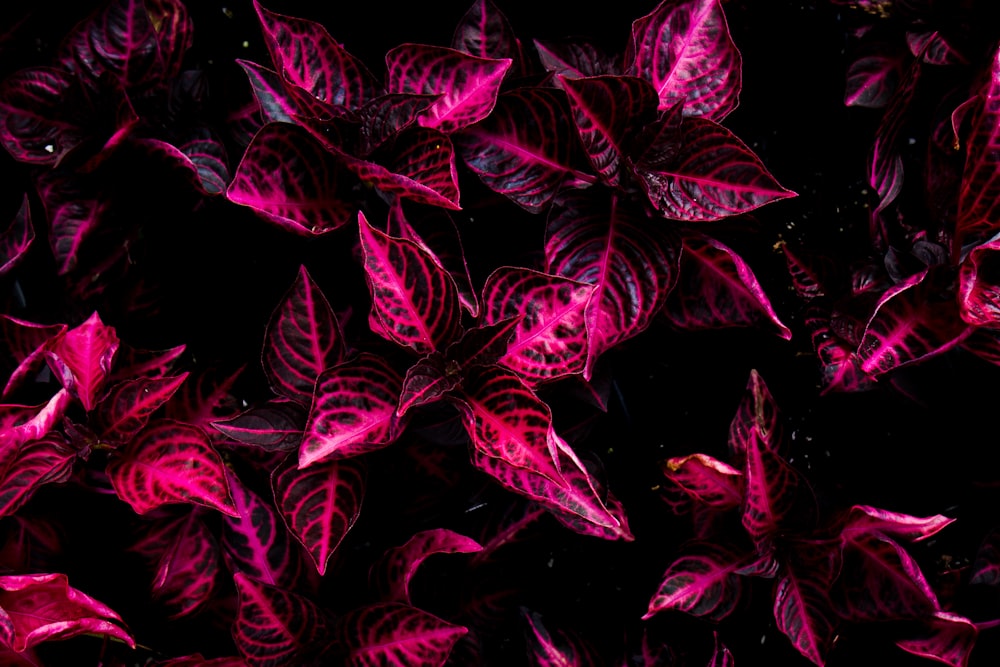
[340,602,466,667]
[232,572,328,667]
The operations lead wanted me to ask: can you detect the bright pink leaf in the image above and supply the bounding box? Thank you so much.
[340,602,467,667]
[741,428,806,546]
[0,389,72,451]
[728,369,782,461]
[838,532,940,622]
[956,45,1000,247]
[523,609,601,667]
[773,551,838,667]
[840,505,955,543]
[452,0,521,65]
[958,236,1000,327]
[644,543,749,621]
[372,529,482,604]
[43,311,119,412]
[897,612,978,667]
[97,373,189,445]
[660,453,743,512]
[0,316,66,400]
[0,435,75,520]
[844,53,902,108]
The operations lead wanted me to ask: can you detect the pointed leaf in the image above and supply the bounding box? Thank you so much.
[35,170,107,275]
[300,353,405,466]
[523,609,601,667]
[869,58,919,214]
[237,59,317,125]
[0,573,133,652]
[452,0,521,63]
[637,117,794,221]
[483,267,594,384]
[773,556,838,667]
[844,54,902,109]
[145,0,193,80]
[664,233,791,339]
[644,543,749,621]
[397,355,457,418]
[272,454,365,576]
[1,317,66,400]
[386,44,511,134]
[44,311,119,412]
[372,529,482,604]
[366,127,462,208]
[0,435,76,520]
[897,612,977,667]
[956,46,1000,246]
[545,192,681,378]
[741,428,806,546]
[108,343,185,384]
[0,195,33,276]
[166,365,243,433]
[107,419,238,516]
[213,400,306,452]
[533,39,619,82]
[838,532,939,621]
[0,67,87,164]
[958,235,1000,327]
[0,390,72,451]
[728,369,781,461]
[359,211,461,354]
[356,93,442,156]
[840,505,955,543]
[626,0,741,119]
[456,87,594,213]
[233,571,328,667]
[97,373,189,445]
[340,602,466,666]
[263,265,345,402]
[660,453,742,512]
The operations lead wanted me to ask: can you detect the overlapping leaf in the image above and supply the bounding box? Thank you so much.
[958,236,1000,326]
[741,428,806,546]
[844,54,902,108]
[956,45,1000,246]
[272,454,365,576]
[452,0,521,64]
[837,532,939,621]
[1,317,66,399]
[896,612,978,667]
[107,419,238,516]
[626,0,741,119]
[108,342,185,384]
[0,67,87,164]
[97,373,189,444]
[729,369,782,460]
[44,311,119,412]
[661,453,742,511]
[232,572,328,667]
[839,505,954,543]
[371,529,482,604]
[339,602,467,666]
[0,390,71,451]
[533,39,619,82]
[213,400,306,452]
[36,169,105,275]
[773,554,838,666]
[644,543,748,621]
[0,435,76,520]
[523,609,601,667]
[545,192,680,377]
[0,195,33,276]
[300,353,405,467]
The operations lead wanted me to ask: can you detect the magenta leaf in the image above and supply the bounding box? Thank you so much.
[0,573,134,652]
[365,127,462,209]
[372,529,482,604]
[661,453,743,512]
[457,87,594,213]
[386,44,511,134]
[44,311,120,412]
[236,59,324,125]
[213,400,306,452]
[232,571,328,667]
[35,170,106,275]
[837,532,939,621]
[272,454,365,576]
[108,342,185,384]
[773,557,838,667]
[533,39,619,82]
[840,505,954,543]
[782,243,838,301]
[166,365,244,434]
[897,612,978,667]
[857,269,971,376]
[141,129,230,195]
[223,469,308,590]
[560,74,658,186]
[708,632,735,667]
[145,0,193,79]
[523,609,601,667]
[263,265,345,403]
[0,435,76,520]
[359,211,462,355]
[1,316,66,399]
[643,543,750,621]
[971,529,1000,586]
[397,356,460,418]
[741,428,807,546]
[956,46,1000,246]
[254,1,379,111]
[805,307,876,394]
[340,602,467,666]
[626,0,741,119]
[868,58,918,214]
[728,369,782,462]
[0,67,87,164]
[107,419,238,517]
[483,267,593,384]
[0,195,33,276]
[0,390,72,451]
[452,0,521,64]
[227,122,356,235]
[300,353,405,467]
[131,511,221,618]
[97,373,189,445]
[356,93,442,156]
[545,192,681,378]
[664,233,792,339]
[637,117,794,221]
[844,53,902,108]
[958,236,1000,327]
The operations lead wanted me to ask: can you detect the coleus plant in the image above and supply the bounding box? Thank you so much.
[2,0,997,665]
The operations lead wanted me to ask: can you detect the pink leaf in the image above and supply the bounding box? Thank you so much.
[107,419,238,517]
[0,389,72,451]
[272,454,365,576]
[227,122,357,236]
[626,0,741,119]
[0,316,66,400]
[838,532,940,622]
[643,543,749,621]
[0,195,33,276]
[896,612,977,667]
[741,428,807,547]
[958,235,1000,327]
[844,53,902,108]
[97,373,189,445]
[108,343,185,384]
[300,353,405,467]
[213,399,306,452]
[451,0,521,64]
[523,609,601,667]
[359,211,462,355]
[371,529,482,604]
[0,67,87,164]
[263,265,345,403]
[35,170,107,275]
[0,435,75,520]
[773,551,838,666]
[386,44,511,134]
[956,46,1000,247]
[728,369,782,461]
[840,505,955,543]
[232,571,328,667]
[483,267,594,384]
[0,573,134,652]
[660,453,743,512]
[43,311,119,412]
[545,192,681,378]
[340,602,466,667]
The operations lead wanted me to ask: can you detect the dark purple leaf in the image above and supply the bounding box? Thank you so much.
[660,453,742,512]
[300,353,405,466]
[359,211,462,354]
[272,454,365,576]
[145,0,193,80]
[782,243,838,301]
[838,532,939,621]
[140,129,230,195]
[626,0,741,119]
[643,543,749,621]
[0,67,86,164]
[222,469,307,590]
[35,170,106,275]
[560,75,658,186]
[386,44,511,134]
[131,511,220,618]
[728,369,781,460]
[482,267,593,384]
[397,355,458,418]
[958,235,1000,326]
[907,31,968,66]
[340,602,467,666]
[154,656,245,667]
[869,58,919,214]
[107,419,238,517]
[1,317,66,399]
[0,436,75,520]
[44,311,119,412]
[108,343,185,384]
[546,193,681,378]
[263,265,345,403]
[970,528,1000,586]
[533,39,619,82]
[364,127,462,210]
[237,59,314,125]
[741,428,806,546]
[664,233,791,339]
[227,122,356,236]
[166,365,244,434]
[839,505,954,543]
[0,573,134,652]
[213,400,306,452]
[523,609,601,667]
[457,87,595,213]
[708,632,735,667]
[805,306,876,394]
[773,555,838,667]
[844,54,902,108]
[857,269,971,376]
[0,195,33,276]
[357,93,442,156]
[372,529,482,604]
[452,0,521,64]
[636,117,795,221]
[896,612,977,667]
[97,373,189,445]
[232,571,328,667]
